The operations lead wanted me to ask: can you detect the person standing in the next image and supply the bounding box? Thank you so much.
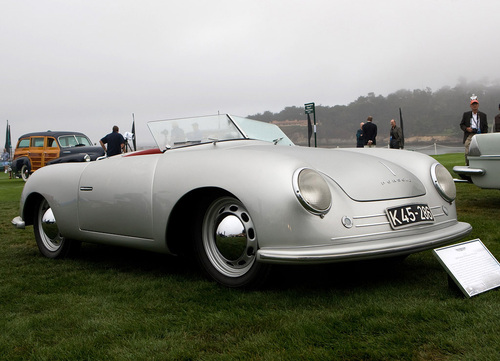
[2,148,11,178]
[362,116,377,147]
[100,125,125,157]
[356,122,364,147]
[494,103,500,132]
[389,119,403,149]
[460,97,488,165]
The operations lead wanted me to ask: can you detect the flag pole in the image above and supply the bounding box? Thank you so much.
[131,113,136,151]
[399,108,405,149]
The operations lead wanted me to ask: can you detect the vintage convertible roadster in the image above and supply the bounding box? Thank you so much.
[12,114,471,287]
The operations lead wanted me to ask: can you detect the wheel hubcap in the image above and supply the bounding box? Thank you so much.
[203,198,257,278]
[39,200,63,252]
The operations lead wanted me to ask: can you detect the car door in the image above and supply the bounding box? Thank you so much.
[29,137,45,171]
[44,137,60,164]
[77,155,159,239]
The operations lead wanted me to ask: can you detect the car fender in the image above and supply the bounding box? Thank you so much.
[12,156,31,173]
[19,162,88,235]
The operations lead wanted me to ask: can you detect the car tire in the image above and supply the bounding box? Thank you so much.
[34,197,81,259]
[21,163,30,182]
[194,196,270,288]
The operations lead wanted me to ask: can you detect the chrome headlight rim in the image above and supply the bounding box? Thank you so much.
[430,163,456,203]
[292,167,332,216]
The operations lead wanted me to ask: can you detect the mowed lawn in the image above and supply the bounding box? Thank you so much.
[1,153,499,360]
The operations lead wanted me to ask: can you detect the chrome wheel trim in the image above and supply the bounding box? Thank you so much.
[37,199,63,252]
[202,197,257,278]
[21,164,30,181]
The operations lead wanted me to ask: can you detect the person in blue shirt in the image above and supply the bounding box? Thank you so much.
[100,125,125,157]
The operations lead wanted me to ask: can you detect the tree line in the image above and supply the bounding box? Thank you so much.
[248,80,500,146]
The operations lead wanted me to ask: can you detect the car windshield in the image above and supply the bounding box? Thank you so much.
[148,114,294,150]
[58,135,92,148]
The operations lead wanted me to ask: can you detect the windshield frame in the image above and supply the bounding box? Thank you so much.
[147,114,294,150]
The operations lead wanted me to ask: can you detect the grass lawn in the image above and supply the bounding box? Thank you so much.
[1,153,499,360]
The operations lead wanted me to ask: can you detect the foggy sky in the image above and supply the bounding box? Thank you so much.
[2,0,499,146]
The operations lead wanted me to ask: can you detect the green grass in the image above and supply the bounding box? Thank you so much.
[1,155,500,360]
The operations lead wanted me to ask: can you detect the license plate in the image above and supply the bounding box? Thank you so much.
[386,204,434,229]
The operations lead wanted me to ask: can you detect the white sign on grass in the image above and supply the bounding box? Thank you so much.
[433,239,500,298]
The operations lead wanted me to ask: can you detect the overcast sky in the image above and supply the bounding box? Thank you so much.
[2,0,499,146]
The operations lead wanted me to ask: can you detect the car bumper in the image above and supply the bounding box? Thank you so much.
[453,165,485,177]
[257,221,472,264]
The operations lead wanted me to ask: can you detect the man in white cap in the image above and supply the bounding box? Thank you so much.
[460,96,488,165]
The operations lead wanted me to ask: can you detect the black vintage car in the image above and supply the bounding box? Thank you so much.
[12,131,105,181]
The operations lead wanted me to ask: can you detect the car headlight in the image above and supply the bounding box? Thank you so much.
[83,154,91,162]
[468,135,481,156]
[292,168,331,216]
[431,163,456,203]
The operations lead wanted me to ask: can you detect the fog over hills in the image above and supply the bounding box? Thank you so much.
[250,81,500,147]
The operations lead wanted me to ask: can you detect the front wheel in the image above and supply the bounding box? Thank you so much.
[194,196,270,288]
[33,197,80,258]
[21,163,30,182]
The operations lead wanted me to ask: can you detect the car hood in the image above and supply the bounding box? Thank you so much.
[230,143,427,202]
[59,145,104,156]
[318,150,426,201]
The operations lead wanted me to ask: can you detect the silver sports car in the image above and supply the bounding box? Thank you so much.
[12,114,472,288]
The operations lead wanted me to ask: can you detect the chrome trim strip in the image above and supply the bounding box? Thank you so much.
[352,213,386,219]
[355,221,391,228]
[379,161,396,176]
[333,219,457,243]
[351,204,444,229]
[80,186,93,192]
[476,155,500,158]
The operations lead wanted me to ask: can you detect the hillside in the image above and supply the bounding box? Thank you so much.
[249,80,500,147]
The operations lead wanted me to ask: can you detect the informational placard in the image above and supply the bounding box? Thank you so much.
[304,102,315,114]
[433,239,500,298]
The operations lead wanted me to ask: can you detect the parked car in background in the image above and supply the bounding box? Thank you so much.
[453,133,500,189]
[11,114,471,288]
[12,131,104,181]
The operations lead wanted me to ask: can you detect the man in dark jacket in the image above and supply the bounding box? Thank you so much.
[362,116,377,147]
[389,119,403,149]
[460,97,488,165]
[494,103,500,132]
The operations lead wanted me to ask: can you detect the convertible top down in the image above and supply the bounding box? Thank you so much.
[12,114,471,287]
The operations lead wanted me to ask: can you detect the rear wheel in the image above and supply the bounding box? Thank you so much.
[33,197,80,258]
[194,196,270,288]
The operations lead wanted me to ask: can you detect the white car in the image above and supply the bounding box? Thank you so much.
[453,133,500,189]
[12,114,472,288]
